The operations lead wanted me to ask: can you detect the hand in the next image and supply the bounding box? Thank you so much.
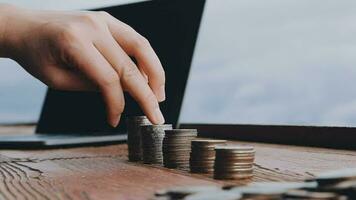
[0,4,166,127]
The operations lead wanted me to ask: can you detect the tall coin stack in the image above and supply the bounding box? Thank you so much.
[126,116,151,161]
[214,145,255,180]
[162,129,198,169]
[141,124,173,165]
[189,139,227,174]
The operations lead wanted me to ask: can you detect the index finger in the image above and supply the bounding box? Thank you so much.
[93,34,165,125]
[100,12,166,102]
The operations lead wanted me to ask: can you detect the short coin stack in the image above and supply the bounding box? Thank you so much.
[189,139,227,174]
[214,145,255,180]
[163,129,198,169]
[126,116,151,161]
[141,124,172,165]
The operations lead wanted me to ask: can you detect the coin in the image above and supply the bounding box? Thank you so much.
[152,167,356,200]
[162,185,222,199]
[126,116,151,161]
[283,189,341,199]
[214,173,253,180]
[234,185,289,199]
[213,145,255,180]
[312,168,356,187]
[190,139,227,174]
[162,129,198,169]
[141,124,172,165]
[214,165,254,171]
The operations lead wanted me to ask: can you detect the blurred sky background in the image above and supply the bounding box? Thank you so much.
[1,0,356,127]
[180,0,356,126]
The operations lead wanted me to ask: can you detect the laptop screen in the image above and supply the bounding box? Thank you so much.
[36,0,205,133]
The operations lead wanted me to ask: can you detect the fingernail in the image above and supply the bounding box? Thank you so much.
[110,115,121,127]
[157,85,166,102]
[154,108,165,124]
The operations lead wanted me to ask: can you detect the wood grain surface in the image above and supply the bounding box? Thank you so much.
[0,125,356,199]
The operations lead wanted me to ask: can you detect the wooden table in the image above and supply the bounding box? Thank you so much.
[0,125,356,200]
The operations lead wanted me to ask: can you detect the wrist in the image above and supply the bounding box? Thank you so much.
[0,4,25,58]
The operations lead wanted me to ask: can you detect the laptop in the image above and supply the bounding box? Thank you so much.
[0,0,205,148]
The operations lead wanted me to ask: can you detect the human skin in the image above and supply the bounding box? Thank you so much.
[0,4,165,127]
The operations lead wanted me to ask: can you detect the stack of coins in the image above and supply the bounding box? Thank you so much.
[126,116,151,161]
[141,124,172,165]
[214,145,255,180]
[189,139,227,173]
[162,129,198,169]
